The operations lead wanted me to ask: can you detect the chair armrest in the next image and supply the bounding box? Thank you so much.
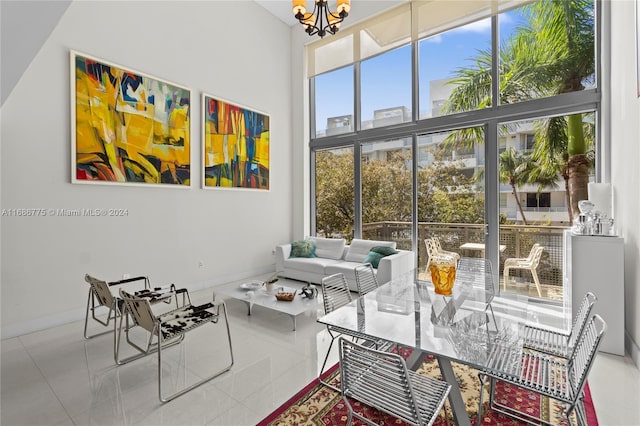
[108,276,149,288]
[275,244,291,272]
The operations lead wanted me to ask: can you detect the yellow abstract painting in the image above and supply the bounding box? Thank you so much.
[72,51,191,186]
[202,94,269,190]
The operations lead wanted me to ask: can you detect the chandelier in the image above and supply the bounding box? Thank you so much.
[292,0,351,38]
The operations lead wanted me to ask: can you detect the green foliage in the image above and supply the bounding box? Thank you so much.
[315,150,354,238]
[315,147,485,236]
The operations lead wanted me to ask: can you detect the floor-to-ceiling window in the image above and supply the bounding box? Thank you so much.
[308,0,599,301]
[361,137,413,249]
[314,147,354,241]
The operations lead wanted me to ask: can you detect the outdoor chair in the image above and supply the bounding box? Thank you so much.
[84,274,189,340]
[339,338,451,426]
[354,263,379,297]
[503,243,545,297]
[117,289,234,402]
[319,273,392,392]
[477,314,606,426]
[425,237,460,270]
[523,292,597,359]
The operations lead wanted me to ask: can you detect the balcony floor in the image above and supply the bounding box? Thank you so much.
[502,277,564,302]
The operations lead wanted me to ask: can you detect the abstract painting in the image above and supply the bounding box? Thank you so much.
[71,51,191,186]
[202,94,270,190]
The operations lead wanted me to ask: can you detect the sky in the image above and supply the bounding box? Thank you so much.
[314,10,523,135]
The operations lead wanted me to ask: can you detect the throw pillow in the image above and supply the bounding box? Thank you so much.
[344,239,397,262]
[289,240,317,258]
[362,251,385,268]
[370,246,399,256]
[363,246,399,268]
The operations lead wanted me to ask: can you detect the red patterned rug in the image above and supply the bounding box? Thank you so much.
[258,354,598,426]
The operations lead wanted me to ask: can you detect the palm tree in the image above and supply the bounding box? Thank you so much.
[442,0,595,224]
[499,148,535,225]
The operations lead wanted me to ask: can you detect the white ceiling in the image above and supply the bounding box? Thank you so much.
[254,0,299,27]
[254,1,409,28]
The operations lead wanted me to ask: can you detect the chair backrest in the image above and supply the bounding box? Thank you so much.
[339,338,422,424]
[85,274,115,307]
[432,236,444,252]
[524,243,541,261]
[568,292,597,348]
[354,263,378,296]
[531,244,544,265]
[321,273,352,314]
[568,314,606,400]
[424,238,438,258]
[119,289,157,333]
[457,257,495,299]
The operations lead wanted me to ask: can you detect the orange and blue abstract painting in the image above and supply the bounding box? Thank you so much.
[203,95,269,190]
[72,51,191,186]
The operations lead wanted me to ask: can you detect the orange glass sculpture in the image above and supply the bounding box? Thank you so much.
[429,255,457,296]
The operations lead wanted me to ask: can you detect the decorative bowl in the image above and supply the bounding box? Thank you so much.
[240,281,262,291]
[275,291,296,302]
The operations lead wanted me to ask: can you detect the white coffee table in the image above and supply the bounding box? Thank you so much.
[216,277,320,331]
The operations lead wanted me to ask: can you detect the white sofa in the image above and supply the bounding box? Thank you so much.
[275,237,415,292]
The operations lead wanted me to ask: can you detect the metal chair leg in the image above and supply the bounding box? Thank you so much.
[84,290,119,339]
[319,328,340,392]
[158,302,234,402]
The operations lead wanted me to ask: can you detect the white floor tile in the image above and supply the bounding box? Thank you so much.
[2,281,639,426]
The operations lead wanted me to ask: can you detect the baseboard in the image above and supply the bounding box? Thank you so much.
[625,329,640,369]
[1,266,275,340]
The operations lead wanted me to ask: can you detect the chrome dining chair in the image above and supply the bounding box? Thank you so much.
[354,263,379,296]
[319,273,391,392]
[477,314,606,426]
[339,338,451,426]
[523,291,597,359]
[117,289,234,402]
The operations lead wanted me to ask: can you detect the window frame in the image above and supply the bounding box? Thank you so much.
[309,0,602,271]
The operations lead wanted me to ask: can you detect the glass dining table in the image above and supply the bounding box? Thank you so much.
[317,268,531,426]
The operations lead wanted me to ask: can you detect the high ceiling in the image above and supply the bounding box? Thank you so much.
[254,1,300,27]
[254,0,408,29]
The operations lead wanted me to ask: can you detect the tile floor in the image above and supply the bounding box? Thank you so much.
[2,279,639,426]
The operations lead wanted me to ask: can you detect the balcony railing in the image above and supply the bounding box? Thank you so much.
[362,221,568,291]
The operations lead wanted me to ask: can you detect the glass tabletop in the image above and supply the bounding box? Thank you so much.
[317,268,531,375]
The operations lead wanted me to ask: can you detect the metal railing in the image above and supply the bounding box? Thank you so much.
[362,221,567,289]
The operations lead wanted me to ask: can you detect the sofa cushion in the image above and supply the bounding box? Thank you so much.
[308,237,345,260]
[283,257,341,275]
[325,261,365,284]
[289,240,316,258]
[344,239,397,262]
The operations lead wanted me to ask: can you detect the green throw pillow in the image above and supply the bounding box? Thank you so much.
[289,240,317,258]
[370,246,399,256]
[362,251,385,268]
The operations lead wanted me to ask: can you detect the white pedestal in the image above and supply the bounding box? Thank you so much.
[563,230,625,356]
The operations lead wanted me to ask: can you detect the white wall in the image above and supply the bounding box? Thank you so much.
[0,1,293,338]
[610,0,640,365]
[289,0,408,240]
